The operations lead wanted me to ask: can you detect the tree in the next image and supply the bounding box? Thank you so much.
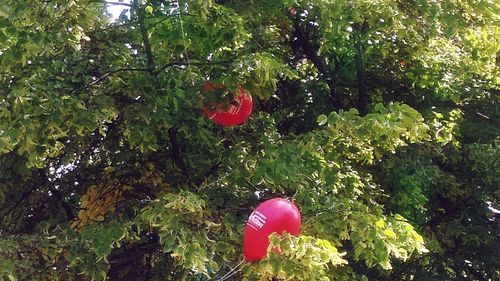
[0,0,498,280]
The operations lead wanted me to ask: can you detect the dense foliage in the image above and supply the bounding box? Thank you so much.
[0,0,498,280]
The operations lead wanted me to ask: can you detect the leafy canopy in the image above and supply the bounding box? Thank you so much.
[0,0,498,280]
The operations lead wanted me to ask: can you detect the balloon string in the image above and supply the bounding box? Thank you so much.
[216,259,244,281]
[217,259,244,281]
[219,268,243,281]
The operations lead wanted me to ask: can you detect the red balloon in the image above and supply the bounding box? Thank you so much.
[202,83,253,126]
[243,198,301,261]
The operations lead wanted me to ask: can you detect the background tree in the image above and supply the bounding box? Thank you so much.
[0,0,498,280]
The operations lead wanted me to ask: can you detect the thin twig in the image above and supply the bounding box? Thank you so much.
[97,1,133,7]
[86,67,151,88]
[84,60,234,89]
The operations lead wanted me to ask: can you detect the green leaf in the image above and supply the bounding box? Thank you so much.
[317,114,328,125]
[375,219,384,228]
[383,229,397,238]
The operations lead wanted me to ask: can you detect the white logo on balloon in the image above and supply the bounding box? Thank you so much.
[226,97,242,115]
[248,210,267,230]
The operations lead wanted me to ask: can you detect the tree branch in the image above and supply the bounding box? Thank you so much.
[92,1,133,7]
[355,29,368,116]
[168,128,189,177]
[87,67,151,87]
[84,60,234,89]
[0,188,35,220]
[133,0,155,72]
[291,18,343,108]
[90,21,137,34]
